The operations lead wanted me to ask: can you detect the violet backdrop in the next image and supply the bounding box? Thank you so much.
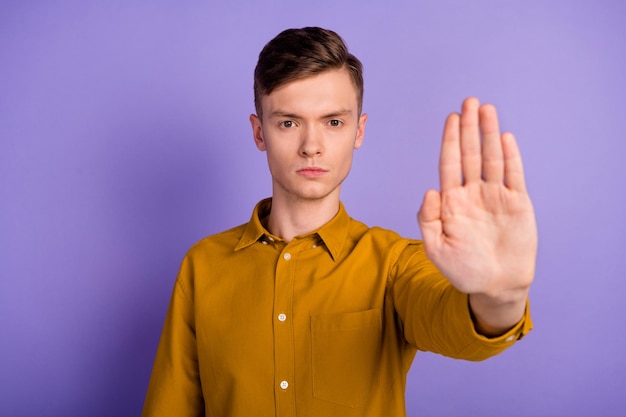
[1,0,625,416]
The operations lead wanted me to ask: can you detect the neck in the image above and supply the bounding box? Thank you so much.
[266,194,340,242]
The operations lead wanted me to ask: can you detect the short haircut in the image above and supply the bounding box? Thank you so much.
[253,27,364,118]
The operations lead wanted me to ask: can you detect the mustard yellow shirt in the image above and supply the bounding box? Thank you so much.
[142,199,532,417]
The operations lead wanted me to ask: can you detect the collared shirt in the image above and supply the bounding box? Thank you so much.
[142,199,532,417]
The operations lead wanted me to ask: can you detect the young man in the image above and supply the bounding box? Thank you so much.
[142,27,536,417]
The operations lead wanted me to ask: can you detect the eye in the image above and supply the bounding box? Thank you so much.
[328,119,342,127]
[279,120,295,128]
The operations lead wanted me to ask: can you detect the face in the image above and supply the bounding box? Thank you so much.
[250,69,367,204]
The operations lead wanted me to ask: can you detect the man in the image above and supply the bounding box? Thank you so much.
[142,27,536,417]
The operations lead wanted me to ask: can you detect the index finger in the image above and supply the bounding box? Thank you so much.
[440,112,462,192]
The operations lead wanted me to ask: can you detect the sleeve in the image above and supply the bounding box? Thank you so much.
[390,241,533,361]
[142,255,204,417]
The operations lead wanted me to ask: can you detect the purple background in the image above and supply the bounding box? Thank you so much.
[1,1,625,416]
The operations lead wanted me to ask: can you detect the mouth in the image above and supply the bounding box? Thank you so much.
[296,167,328,178]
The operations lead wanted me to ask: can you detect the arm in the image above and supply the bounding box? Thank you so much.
[391,241,532,361]
[142,257,204,417]
[417,97,537,337]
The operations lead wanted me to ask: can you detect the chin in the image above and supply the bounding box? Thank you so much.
[274,178,343,202]
[300,186,343,202]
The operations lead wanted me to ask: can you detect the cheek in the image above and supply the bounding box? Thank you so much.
[266,147,294,171]
[334,141,357,161]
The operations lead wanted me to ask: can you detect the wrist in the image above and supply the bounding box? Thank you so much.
[469,289,529,337]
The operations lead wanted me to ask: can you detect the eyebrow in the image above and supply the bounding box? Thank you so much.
[269,109,353,119]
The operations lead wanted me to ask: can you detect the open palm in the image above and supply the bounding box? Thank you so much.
[418,98,537,298]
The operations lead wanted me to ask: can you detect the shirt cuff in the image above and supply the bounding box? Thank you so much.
[449,291,533,360]
[469,296,533,344]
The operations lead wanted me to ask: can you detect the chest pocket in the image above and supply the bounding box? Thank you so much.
[311,308,383,408]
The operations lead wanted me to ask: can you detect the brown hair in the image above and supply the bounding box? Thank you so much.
[253,27,364,118]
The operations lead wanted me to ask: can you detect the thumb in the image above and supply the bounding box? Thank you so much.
[418,189,443,251]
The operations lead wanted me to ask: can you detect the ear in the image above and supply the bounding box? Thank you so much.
[354,113,368,149]
[250,114,266,151]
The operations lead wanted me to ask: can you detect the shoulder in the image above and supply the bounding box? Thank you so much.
[185,223,247,259]
[173,223,249,292]
[346,217,424,258]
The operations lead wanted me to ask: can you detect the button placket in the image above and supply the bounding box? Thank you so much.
[273,245,297,415]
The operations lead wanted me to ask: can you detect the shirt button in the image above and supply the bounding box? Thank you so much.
[280,380,289,390]
[277,313,287,322]
[261,241,268,245]
[505,335,516,342]
[283,253,291,260]
[312,244,317,248]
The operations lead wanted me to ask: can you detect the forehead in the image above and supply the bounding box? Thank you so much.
[261,69,359,117]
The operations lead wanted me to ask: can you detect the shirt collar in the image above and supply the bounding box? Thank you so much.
[315,202,349,261]
[235,198,350,261]
[235,198,273,251]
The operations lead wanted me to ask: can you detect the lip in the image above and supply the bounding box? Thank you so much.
[296,167,328,178]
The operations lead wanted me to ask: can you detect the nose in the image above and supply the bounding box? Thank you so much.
[299,125,323,157]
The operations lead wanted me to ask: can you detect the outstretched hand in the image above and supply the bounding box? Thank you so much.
[418,98,537,304]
